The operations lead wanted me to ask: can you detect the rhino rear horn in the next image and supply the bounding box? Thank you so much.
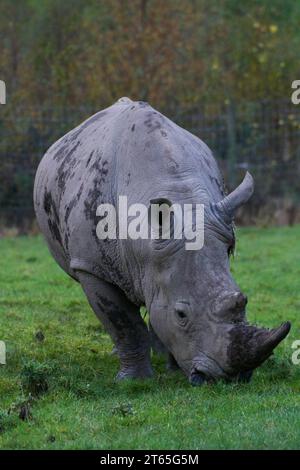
[215,172,254,220]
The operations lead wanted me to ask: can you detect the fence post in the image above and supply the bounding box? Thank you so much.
[226,99,237,189]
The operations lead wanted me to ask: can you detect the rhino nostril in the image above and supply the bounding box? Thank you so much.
[189,370,206,386]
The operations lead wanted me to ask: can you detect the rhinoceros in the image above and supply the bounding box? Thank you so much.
[34,97,290,385]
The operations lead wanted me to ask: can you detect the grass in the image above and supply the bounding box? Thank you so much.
[0,226,299,450]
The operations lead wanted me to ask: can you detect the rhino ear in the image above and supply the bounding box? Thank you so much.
[215,172,254,220]
[149,198,173,238]
[149,198,172,207]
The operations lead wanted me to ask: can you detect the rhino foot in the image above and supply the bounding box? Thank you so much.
[116,363,153,381]
[237,370,253,383]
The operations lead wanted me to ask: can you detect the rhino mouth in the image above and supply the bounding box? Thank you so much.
[189,352,227,385]
[189,363,254,385]
[188,321,291,386]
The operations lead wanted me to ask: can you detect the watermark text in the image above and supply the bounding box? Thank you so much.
[0,80,6,104]
[96,197,204,251]
[291,80,300,105]
[0,341,6,365]
[291,340,300,365]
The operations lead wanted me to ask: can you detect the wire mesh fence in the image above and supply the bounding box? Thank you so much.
[1,99,300,229]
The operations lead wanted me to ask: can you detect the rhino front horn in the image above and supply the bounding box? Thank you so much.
[254,322,291,363]
[230,321,291,372]
[215,171,254,220]
[244,321,291,371]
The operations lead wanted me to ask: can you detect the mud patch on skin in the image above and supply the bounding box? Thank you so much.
[44,191,54,215]
[164,147,179,172]
[88,150,105,174]
[43,190,63,247]
[84,184,102,224]
[48,219,63,246]
[64,232,70,251]
[52,143,70,162]
[126,173,131,186]
[144,119,162,134]
[95,292,138,343]
[84,157,108,222]
[86,150,95,168]
[52,112,107,163]
[209,174,224,194]
[56,142,81,197]
[64,182,84,226]
[68,128,82,143]
[144,111,164,134]
[93,240,127,289]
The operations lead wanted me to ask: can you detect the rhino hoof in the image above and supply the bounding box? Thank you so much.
[238,370,253,383]
[116,365,153,381]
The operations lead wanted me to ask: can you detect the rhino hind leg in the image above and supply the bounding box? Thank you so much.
[76,271,153,380]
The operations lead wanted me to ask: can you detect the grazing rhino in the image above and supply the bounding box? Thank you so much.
[34,97,291,385]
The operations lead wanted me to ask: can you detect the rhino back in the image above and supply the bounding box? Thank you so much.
[34,98,225,301]
[115,102,225,208]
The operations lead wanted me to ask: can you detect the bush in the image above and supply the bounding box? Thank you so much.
[20,360,53,396]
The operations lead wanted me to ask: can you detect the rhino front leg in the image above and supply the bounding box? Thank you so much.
[149,322,179,371]
[76,271,153,380]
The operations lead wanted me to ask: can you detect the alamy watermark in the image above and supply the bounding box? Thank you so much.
[0,80,6,104]
[96,196,204,250]
[291,80,300,105]
[291,340,300,365]
[0,341,6,365]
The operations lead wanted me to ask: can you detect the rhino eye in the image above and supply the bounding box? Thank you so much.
[174,302,190,325]
[176,309,187,320]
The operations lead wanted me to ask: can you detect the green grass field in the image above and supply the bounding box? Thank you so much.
[0,227,299,449]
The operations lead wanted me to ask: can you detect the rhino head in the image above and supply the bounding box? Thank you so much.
[145,172,291,384]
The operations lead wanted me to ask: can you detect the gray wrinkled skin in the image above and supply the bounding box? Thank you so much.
[34,97,291,385]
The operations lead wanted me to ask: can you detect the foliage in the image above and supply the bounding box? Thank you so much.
[20,360,53,396]
[1,0,300,225]
[2,0,300,108]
